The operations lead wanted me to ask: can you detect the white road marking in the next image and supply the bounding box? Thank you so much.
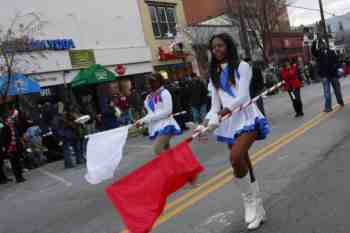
[193,210,236,233]
[204,211,235,226]
[39,169,73,187]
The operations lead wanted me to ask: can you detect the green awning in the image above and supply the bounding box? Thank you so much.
[71,64,117,87]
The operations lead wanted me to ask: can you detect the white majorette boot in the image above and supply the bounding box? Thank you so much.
[236,175,257,225]
[247,181,266,231]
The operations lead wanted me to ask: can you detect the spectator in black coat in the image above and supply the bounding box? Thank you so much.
[189,73,208,123]
[62,110,85,168]
[312,39,344,112]
[0,113,26,184]
[179,77,192,125]
[245,59,266,116]
[166,80,188,130]
[0,117,13,184]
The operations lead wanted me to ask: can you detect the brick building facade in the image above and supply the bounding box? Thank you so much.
[183,0,230,25]
[270,32,304,61]
[183,0,289,31]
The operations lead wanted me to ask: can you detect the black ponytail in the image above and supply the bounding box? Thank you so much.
[209,33,240,89]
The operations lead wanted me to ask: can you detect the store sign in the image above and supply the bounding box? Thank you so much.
[271,37,304,49]
[3,38,75,53]
[29,39,75,51]
[69,49,96,68]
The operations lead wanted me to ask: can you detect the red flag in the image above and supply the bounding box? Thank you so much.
[105,141,203,233]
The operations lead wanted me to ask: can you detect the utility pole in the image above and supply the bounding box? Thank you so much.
[318,0,330,48]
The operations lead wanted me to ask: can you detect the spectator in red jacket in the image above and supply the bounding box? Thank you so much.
[0,112,26,183]
[280,60,304,117]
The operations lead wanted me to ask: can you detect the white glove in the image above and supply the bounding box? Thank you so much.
[139,114,152,125]
[207,114,220,131]
[207,124,218,132]
[194,124,206,134]
[134,115,151,128]
[134,119,144,128]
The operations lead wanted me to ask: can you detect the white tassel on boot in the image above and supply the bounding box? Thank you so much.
[247,181,266,231]
[236,176,266,230]
[236,175,257,225]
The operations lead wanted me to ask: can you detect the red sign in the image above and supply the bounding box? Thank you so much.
[271,32,304,50]
[158,47,188,61]
[115,64,126,76]
[284,38,303,49]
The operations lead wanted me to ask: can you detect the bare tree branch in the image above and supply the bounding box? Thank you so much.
[226,0,291,62]
[185,26,217,77]
[0,11,46,103]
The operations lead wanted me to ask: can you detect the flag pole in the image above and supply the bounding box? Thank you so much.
[84,111,188,139]
[188,81,284,141]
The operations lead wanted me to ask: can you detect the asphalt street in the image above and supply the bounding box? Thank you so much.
[2,78,350,233]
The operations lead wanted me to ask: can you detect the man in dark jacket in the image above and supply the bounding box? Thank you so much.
[312,39,344,112]
[252,62,266,116]
[246,59,266,116]
[189,73,208,123]
[101,96,121,130]
[62,111,85,168]
[0,118,13,184]
[179,76,192,126]
[166,79,188,130]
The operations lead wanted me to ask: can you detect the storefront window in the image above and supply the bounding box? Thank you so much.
[149,6,161,38]
[148,4,177,39]
[166,8,177,36]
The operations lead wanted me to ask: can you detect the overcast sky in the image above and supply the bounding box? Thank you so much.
[288,0,350,26]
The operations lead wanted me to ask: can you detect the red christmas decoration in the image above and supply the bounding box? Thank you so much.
[115,64,126,76]
[158,47,187,61]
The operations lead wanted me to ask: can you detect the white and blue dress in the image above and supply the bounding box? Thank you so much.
[206,61,270,145]
[141,87,182,140]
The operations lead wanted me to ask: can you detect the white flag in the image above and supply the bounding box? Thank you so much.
[85,126,130,184]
